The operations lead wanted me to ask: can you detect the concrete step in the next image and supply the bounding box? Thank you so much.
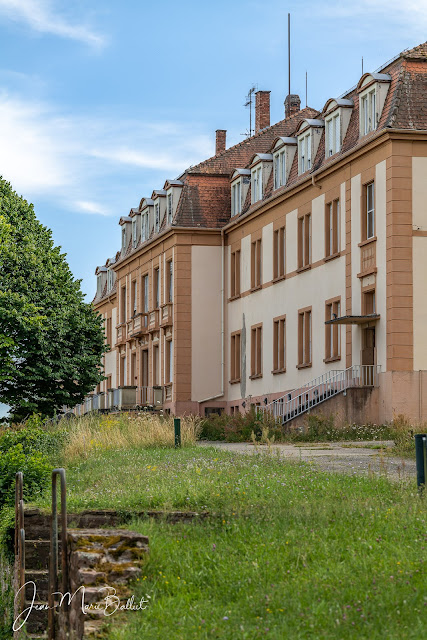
[23,602,49,634]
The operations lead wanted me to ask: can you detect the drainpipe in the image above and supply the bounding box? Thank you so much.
[198,229,225,404]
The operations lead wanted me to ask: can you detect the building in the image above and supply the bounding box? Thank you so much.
[83,42,427,426]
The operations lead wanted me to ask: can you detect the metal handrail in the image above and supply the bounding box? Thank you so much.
[15,472,23,555]
[262,364,380,423]
[48,468,68,640]
[15,473,26,619]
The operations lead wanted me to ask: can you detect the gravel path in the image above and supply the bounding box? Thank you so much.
[198,440,416,482]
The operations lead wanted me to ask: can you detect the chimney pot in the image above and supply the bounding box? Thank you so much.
[255,91,271,134]
[284,94,301,118]
[215,129,227,155]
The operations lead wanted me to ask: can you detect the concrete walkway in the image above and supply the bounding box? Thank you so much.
[198,440,416,482]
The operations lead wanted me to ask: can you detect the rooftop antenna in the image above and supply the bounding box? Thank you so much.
[362,56,364,75]
[242,85,257,137]
[305,70,308,107]
[288,13,291,98]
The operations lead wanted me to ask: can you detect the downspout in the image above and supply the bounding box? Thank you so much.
[198,229,225,404]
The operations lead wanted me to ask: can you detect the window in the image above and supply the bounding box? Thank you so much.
[142,274,149,313]
[141,213,148,242]
[167,260,173,303]
[230,331,241,382]
[131,280,137,316]
[364,182,375,239]
[131,351,137,385]
[273,226,286,279]
[165,339,173,383]
[363,289,376,315]
[154,267,160,308]
[273,149,286,189]
[230,250,241,298]
[360,88,376,135]
[250,324,262,378]
[141,348,149,387]
[231,180,242,215]
[325,200,340,257]
[251,166,262,203]
[121,285,127,323]
[325,112,340,157]
[273,316,286,372]
[96,275,102,296]
[298,213,311,269]
[120,355,127,386]
[132,218,137,248]
[298,309,312,367]
[325,299,341,361]
[153,345,159,385]
[298,131,311,174]
[251,238,262,289]
[121,227,126,251]
[167,193,173,224]
[107,268,114,291]
[155,203,160,232]
[106,317,112,346]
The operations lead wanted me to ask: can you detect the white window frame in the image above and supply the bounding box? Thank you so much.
[298,131,311,174]
[141,213,147,242]
[251,165,263,203]
[132,218,137,248]
[273,149,286,189]
[325,112,341,157]
[107,268,114,291]
[155,203,160,232]
[167,192,173,224]
[231,180,242,216]
[360,87,377,136]
[366,182,375,239]
[121,227,126,251]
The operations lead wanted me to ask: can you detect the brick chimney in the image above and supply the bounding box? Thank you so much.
[215,129,227,155]
[284,94,301,118]
[255,91,271,133]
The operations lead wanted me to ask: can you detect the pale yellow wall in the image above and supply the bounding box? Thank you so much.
[412,157,427,370]
[191,245,222,401]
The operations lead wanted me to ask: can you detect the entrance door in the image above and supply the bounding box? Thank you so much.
[361,327,375,384]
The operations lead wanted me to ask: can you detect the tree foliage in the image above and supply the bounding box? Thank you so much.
[0,177,105,420]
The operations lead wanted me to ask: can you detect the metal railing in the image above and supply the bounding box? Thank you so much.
[261,364,380,424]
[15,472,25,615]
[48,468,68,640]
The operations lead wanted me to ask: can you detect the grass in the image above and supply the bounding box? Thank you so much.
[32,441,427,638]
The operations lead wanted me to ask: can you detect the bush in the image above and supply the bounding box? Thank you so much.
[0,426,67,459]
[200,408,281,443]
[0,443,52,510]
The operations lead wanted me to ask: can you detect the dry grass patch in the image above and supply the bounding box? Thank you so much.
[62,412,201,463]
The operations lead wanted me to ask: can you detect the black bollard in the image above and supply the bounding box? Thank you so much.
[174,418,181,448]
[415,433,426,489]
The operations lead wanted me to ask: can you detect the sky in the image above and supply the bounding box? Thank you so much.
[1,0,427,300]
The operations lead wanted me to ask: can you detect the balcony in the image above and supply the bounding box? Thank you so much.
[160,302,173,328]
[129,312,148,338]
[136,386,164,408]
[148,309,160,332]
[116,323,127,344]
[359,239,376,276]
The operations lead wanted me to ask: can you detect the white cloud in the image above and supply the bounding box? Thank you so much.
[0,0,105,47]
[75,200,111,217]
[0,90,214,216]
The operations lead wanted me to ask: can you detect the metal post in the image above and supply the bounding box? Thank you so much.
[174,418,181,448]
[415,434,426,490]
[48,468,68,640]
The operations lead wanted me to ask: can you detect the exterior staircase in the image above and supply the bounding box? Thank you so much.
[261,364,380,425]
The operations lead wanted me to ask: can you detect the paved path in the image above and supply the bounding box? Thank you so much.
[198,440,416,481]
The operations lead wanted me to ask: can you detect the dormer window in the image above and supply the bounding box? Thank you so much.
[298,131,311,174]
[97,275,102,296]
[360,89,376,135]
[273,149,286,189]
[155,202,160,232]
[357,73,391,138]
[251,166,262,203]
[121,227,126,250]
[107,268,114,291]
[231,180,241,216]
[326,112,340,156]
[132,218,137,248]
[167,193,173,224]
[141,212,148,242]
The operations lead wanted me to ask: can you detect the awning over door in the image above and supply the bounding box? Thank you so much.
[325,314,380,325]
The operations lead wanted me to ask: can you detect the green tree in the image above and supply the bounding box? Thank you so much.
[0,177,105,420]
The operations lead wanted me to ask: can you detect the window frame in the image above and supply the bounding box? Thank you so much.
[250,237,262,290]
[360,87,377,136]
[298,212,311,270]
[273,225,286,280]
[230,249,241,298]
[272,314,286,374]
[230,330,242,383]
[325,199,340,258]
[325,112,341,157]
[167,192,173,224]
[251,165,263,203]
[298,131,311,174]
[231,179,242,216]
[250,323,263,379]
[298,307,312,368]
[273,149,286,189]
[325,297,341,362]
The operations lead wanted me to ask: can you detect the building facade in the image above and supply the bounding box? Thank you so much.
[84,42,427,425]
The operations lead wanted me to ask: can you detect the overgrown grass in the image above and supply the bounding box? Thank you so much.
[83,448,426,640]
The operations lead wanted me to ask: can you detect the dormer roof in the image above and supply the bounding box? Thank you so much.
[322,98,354,115]
[139,198,154,210]
[231,168,251,181]
[249,153,273,167]
[297,118,325,133]
[95,266,107,275]
[152,189,166,199]
[119,216,132,226]
[271,136,297,151]
[164,179,184,189]
[357,72,392,92]
[129,207,139,218]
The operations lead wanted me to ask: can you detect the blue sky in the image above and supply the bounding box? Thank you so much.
[0,0,426,299]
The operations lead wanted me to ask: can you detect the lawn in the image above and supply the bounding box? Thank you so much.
[40,444,427,639]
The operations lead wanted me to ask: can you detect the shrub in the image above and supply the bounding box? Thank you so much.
[0,443,52,510]
[200,408,281,443]
[0,426,67,459]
